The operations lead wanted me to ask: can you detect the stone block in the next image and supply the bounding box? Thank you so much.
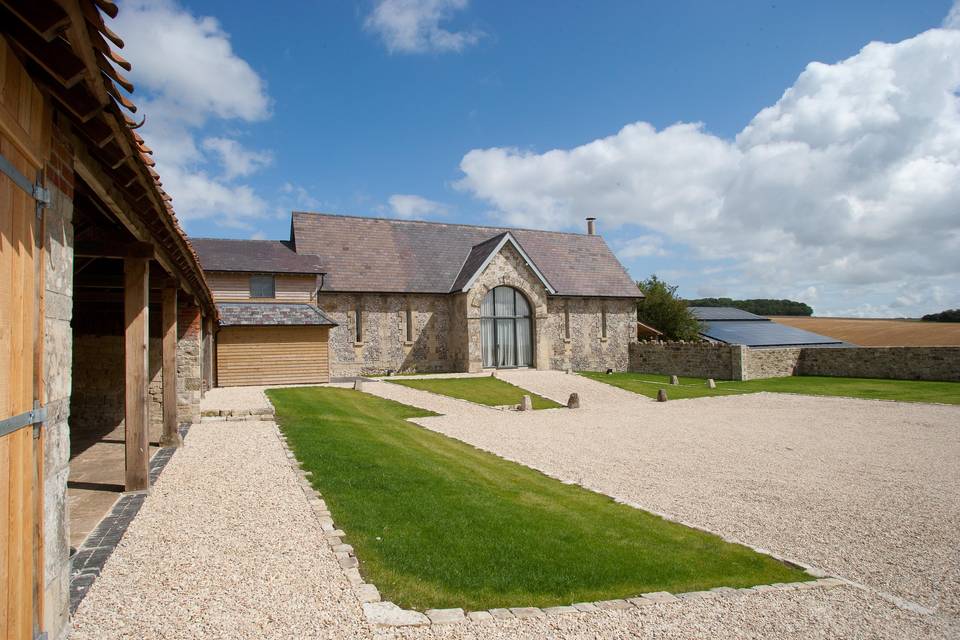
[355,583,381,603]
[363,602,429,627]
[595,599,632,610]
[571,602,598,612]
[627,597,655,607]
[567,392,580,409]
[509,607,545,619]
[487,608,515,620]
[467,611,493,621]
[425,608,466,624]
[670,375,679,385]
[656,388,668,402]
[641,591,677,603]
[707,378,716,388]
[544,605,578,616]
[519,395,533,411]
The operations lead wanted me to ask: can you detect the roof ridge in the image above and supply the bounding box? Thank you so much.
[291,210,598,238]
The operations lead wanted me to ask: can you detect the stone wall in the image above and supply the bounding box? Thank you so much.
[177,304,202,423]
[629,342,960,382]
[42,118,74,638]
[743,348,803,380]
[544,297,635,372]
[70,335,163,441]
[319,292,456,376]
[629,341,739,379]
[797,347,960,382]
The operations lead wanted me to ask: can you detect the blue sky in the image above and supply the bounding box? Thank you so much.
[114,1,960,317]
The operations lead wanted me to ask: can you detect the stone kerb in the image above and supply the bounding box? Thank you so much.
[272,419,846,630]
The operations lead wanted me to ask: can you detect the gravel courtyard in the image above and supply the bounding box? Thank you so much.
[70,373,959,638]
[367,371,960,632]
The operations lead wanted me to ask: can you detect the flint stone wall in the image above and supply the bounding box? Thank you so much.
[629,342,960,382]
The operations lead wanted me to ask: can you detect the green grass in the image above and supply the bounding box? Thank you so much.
[580,372,960,404]
[268,387,807,610]
[386,376,563,409]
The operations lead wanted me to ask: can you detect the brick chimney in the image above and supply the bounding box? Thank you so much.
[586,217,597,235]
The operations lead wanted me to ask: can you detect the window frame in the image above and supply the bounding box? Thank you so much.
[249,274,276,299]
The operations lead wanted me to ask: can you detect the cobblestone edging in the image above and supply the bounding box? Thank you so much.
[201,407,275,421]
[272,423,847,629]
[69,424,192,614]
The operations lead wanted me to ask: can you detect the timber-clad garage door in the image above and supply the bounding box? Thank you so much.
[217,326,330,386]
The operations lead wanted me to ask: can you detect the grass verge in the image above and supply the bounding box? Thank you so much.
[268,386,807,610]
[580,372,960,404]
[386,376,563,409]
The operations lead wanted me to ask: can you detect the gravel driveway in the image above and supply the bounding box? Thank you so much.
[70,419,372,640]
[367,370,960,633]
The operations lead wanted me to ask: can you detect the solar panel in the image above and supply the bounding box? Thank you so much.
[688,307,766,321]
[699,320,846,347]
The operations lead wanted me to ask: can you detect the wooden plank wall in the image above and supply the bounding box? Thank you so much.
[216,326,329,386]
[0,36,48,640]
[206,272,316,303]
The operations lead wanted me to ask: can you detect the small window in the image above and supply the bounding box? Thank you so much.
[405,307,413,342]
[601,305,608,339]
[564,301,571,339]
[249,275,275,298]
[355,307,363,343]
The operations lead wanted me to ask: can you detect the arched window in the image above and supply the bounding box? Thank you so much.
[480,286,532,368]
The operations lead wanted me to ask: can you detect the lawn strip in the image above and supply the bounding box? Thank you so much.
[268,386,807,611]
[581,372,960,404]
[386,376,564,409]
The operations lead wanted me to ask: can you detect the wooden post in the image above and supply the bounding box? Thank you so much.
[160,286,181,448]
[124,258,150,491]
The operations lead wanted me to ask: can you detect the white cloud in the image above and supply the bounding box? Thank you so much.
[944,0,960,29]
[202,137,273,179]
[388,194,449,218]
[115,0,270,121]
[114,0,274,229]
[365,0,482,54]
[457,27,960,317]
[617,235,668,259]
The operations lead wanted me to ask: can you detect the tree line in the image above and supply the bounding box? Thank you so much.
[684,297,813,316]
[921,309,960,322]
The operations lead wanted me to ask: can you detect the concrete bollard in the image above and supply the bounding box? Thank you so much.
[707,378,716,389]
[670,375,679,385]
[565,368,572,375]
[567,392,580,409]
[353,379,364,391]
[657,389,668,402]
[519,395,533,411]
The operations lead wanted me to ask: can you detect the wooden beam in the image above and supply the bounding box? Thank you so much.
[0,0,71,41]
[75,240,154,259]
[160,287,181,448]
[73,148,198,301]
[123,257,149,492]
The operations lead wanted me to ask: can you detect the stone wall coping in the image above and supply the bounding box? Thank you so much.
[271,420,857,630]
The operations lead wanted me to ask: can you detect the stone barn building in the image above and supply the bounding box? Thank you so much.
[192,213,641,384]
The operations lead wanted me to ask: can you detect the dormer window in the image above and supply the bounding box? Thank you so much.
[249,275,276,298]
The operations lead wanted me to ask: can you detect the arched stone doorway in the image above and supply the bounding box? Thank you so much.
[480,286,533,368]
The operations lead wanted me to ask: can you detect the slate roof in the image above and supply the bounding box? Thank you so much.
[691,307,847,347]
[191,238,325,274]
[217,303,337,327]
[290,212,640,297]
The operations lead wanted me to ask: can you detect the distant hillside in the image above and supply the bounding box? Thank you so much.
[686,298,813,316]
[922,309,960,322]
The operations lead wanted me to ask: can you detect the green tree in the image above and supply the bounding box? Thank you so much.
[636,275,702,341]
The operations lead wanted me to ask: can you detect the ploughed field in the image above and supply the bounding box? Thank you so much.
[770,316,960,346]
